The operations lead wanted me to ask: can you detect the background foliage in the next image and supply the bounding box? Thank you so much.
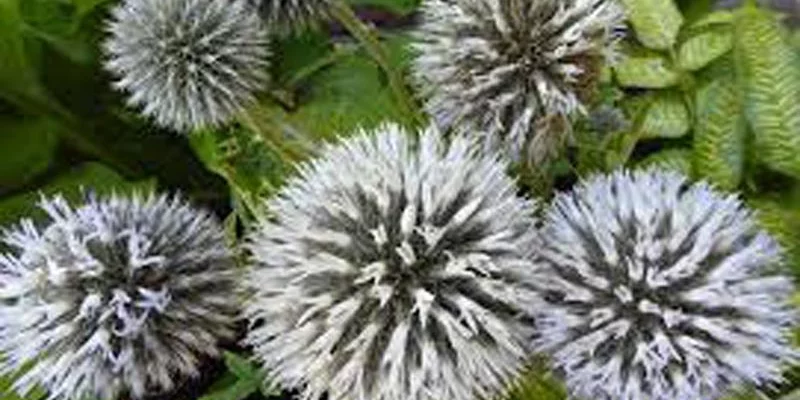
[0,0,799,399]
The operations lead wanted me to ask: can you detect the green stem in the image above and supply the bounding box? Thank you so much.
[328,0,424,127]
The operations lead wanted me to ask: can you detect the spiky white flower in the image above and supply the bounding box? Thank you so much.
[248,0,330,32]
[532,169,797,400]
[104,0,269,132]
[0,193,238,400]
[243,123,540,400]
[412,0,624,163]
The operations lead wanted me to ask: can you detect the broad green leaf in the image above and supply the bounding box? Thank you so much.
[674,0,714,23]
[735,8,800,179]
[693,73,746,190]
[639,148,693,175]
[614,49,681,88]
[639,92,690,138]
[19,0,92,64]
[677,26,733,71]
[0,116,59,193]
[284,36,411,138]
[0,163,155,228]
[688,10,735,29]
[620,0,684,50]
[0,0,49,106]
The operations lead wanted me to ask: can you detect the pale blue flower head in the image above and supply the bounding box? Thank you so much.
[532,169,797,400]
[243,123,541,400]
[0,193,238,399]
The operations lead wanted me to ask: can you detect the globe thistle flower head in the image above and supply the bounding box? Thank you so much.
[532,169,798,400]
[248,0,330,33]
[243,123,541,400]
[0,192,238,400]
[412,0,625,163]
[104,0,269,132]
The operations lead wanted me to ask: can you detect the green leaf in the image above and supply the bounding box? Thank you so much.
[693,73,746,190]
[0,0,49,105]
[749,195,800,277]
[639,148,693,175]
[735,8,800,179]
[620,0,684,50]
[223,352,258,381]
[19,0,92,64]
[71,0,111,19]
[284,37,410,138]
[197,352,278,400]
[189,124,294,219]
[198,375,259,400]
[0,116,59,193]
[614,48,681,88]
[639,92,690,138]
[677,26,733,71]
[688,10,735,29]
[502,359,566,400]
[0,163,155,228]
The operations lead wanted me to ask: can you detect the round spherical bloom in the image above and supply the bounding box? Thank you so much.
[0,192,238,400]
[247,0,330,32]
[412,0,624,163]
[532,169,798,400]
[243,123,541,400]
[104,0,269,132]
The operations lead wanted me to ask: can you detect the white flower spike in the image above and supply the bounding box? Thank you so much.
[0,192,238,400]
[243,123,541,400]
[413,0,624,163]
[532,169,798,400]
[104,0,269,132]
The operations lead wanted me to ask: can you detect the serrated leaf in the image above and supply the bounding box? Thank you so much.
[620,0,684,50]
[614,49,681,88]
[0,116,59,193]
[639,92,690,138]
[693,73,746,189]
[639,148,693,175]
[677,26,733,71]
[735,8,800,179]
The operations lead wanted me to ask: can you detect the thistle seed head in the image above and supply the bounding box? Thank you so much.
[0,193,238,400]
[532,169,798,400]
[412,0,624,163]
[243,123,541,400]
[104,0,269,132]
